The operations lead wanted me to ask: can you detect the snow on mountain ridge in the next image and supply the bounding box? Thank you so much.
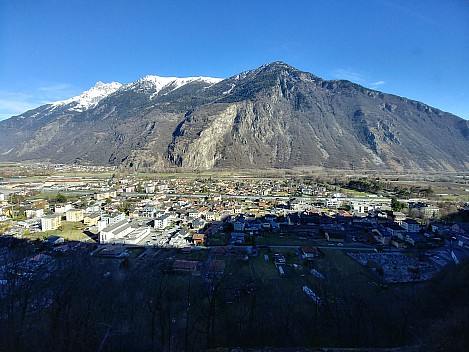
[52,81,122,112]
[50,75,222,112]
[122,75,222,99]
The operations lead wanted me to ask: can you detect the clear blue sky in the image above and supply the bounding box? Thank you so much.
[1,0,468,120]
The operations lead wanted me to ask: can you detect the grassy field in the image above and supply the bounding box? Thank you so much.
[250,250,279,283]
[314,248,379,290]
[205,231,228,246]
[23,221,92,242]
[178,248,211,261]
[28,192,87,201]
[256,233,311,246]
[53,172,114,178]
[339,187,374,197]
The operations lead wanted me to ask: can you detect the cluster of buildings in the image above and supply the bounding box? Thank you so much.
[0,175,468,262]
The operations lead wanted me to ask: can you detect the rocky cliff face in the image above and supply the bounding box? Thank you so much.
[1,62,468,171]
[166,62,469,171]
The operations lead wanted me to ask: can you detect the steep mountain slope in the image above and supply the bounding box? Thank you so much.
[1,62,468,171]
[167,62,469,171]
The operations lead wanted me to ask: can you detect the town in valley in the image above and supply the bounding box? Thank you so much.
[1,162,468,350]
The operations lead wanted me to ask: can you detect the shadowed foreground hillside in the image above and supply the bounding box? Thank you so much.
[0,236,468,351]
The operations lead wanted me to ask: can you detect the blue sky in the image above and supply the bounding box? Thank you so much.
[1,0,468,120]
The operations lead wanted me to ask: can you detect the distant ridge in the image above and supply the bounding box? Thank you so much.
[0,62,468,171]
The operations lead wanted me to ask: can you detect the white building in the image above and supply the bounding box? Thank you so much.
[86,204,101,213]
[99,220,133,243]
[55,204,73,214]
[350,201,371,214]
[99,219,150,245]
[94,191,117,201]
[324,198,342,208]
[84,213,100,226]
[41,214,62,232]
[154,215,170,229]
[422,205,440,219]
[291,199,313,212]
[187,209,200,219]
[401,219,420,232]
[25,208,45,219]
[124,226,151,244]
[97,213,126,232]
[66,209,84,222]
[205,211,220,222]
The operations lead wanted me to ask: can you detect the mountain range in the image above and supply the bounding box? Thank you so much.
[1,62,468,172]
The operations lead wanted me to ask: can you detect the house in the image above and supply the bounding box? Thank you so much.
[391,237,408,249]
[66,209,84,222]
[337,209,352,217]
[86,204,101,213]
[384,222,406,238]
[191,219,206,230]
[401,219,420,232]
[41,214,62,231]
[97,212,126,232]
[94,191,117,200]
[205,211,220,222]
[17,221,32,228]
[154,215,170,229]
[141,206,159,218]
[387,211,406,225]
[291,199,313,212]
[350,201,373,214]
[187,209,200,219]
[404,232,427,247]
[324,230,346,242]
[451,248,469,264]
[451,223,469,236]
[455,234,469,249]
[372,228,392,245]
[25,208,44,219]
[54,203,72,214]
[46,235,64,246]
[421,205,439,219]
[324,198,342,208]
[122,226,151,244]
[84,213,100,226]
[233,217,245,231]
[192,233,205,245]
[233,206,244,214]
[245,219,262,231]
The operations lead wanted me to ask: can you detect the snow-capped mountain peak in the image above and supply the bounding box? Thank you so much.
[52,81,122,112]
[49,75,222,113]
[122,75,222,98]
